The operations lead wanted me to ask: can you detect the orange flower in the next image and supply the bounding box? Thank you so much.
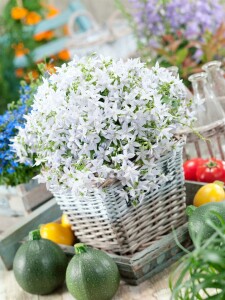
[15,68,24,78]
[50,54,58,61]
[45,63,56,74]
[58,49,71,61]
[34,30,54,41]
[11,7,28,20]
[24,12,41,25]
[47,5,59,18]
[13,43,30,57]
[24,70,39,82]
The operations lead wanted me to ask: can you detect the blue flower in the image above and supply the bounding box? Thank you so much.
[0,85,33,177]
[7,167,15,174]
[11,161,19,167]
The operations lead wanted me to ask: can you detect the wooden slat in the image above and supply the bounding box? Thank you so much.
[14,37,69,68]
[206,140,214,157]
[22,183,52,212]
[194,141,201,157]
[185,180,204,206]
[0,199,61,270]
[32,2,92,34]
[217,136,225,160]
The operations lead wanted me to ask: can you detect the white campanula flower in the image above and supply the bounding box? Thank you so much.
[12,55,196,203]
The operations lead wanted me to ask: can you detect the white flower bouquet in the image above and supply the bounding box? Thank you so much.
[12,55,195,204]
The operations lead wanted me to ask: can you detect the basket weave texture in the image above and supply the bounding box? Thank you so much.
[182,121,225,160]
[53,141,186,255]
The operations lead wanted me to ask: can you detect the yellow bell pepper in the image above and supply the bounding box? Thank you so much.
[61,214,72,229]
[40,223,75,246]
[193,181,225,207]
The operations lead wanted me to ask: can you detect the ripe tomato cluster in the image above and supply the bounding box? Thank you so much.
[183,158,225,183]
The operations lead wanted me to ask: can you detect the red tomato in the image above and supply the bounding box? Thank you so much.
[196,158,225,183]
[183,158,205,181]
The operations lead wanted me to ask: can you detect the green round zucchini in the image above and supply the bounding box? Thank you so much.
[66,243,120,300]
[13,229,68,295]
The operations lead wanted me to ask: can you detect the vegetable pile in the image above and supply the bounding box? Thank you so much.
[13,226,120,299]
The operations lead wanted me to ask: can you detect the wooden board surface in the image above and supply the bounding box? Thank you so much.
[0,199,61,270]
[0,263,173,300]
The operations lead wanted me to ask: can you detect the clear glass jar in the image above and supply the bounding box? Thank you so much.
[167,66,193,101]
[188,72,225,130]
[202,60,225,110]
[182,72,225,159]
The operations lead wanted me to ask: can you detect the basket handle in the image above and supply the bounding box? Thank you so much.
[106,11,132,40]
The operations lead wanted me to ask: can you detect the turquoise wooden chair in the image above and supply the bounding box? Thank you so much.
[10,1,92,68]
[66,10,137,59]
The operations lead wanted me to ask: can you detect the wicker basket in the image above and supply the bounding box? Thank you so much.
[182,121,225,160]
[53,140,186,255]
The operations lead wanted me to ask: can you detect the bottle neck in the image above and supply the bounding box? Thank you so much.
[205,66,221,81]
[204,65,225,99]
[192,78,213,102]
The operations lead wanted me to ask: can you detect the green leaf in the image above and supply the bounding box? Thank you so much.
[175,48,189,65]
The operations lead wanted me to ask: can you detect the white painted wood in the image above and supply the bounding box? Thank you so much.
[0,265,174,299]
[0,181,52,215]
[0,198,61,270]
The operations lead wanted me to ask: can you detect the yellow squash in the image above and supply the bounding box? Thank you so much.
[61,214,72,229]
[193,181,225,207]
[40,223,75,246]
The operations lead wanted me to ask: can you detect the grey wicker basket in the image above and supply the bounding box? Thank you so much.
[183,121,225,160]
[53,140,186,255]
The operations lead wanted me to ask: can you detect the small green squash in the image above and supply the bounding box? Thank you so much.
[13,229,68,295]
[66,243,120,300]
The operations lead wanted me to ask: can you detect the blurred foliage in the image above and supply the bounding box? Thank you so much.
[116,0,225,86]
[0,0,70,114]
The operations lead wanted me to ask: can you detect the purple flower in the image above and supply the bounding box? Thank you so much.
[130,0,225,41]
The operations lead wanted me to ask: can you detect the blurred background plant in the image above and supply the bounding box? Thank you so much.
[170,211,225,299]
[0,0,71,113]
[117,0,225,85]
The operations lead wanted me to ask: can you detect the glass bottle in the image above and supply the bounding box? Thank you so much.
[202,60,225,110]
[167,66,193,101]
[188,72,225,130]
[182,72,225,159]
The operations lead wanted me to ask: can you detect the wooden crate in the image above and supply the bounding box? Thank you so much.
[60,223,191,285]
[0,198,61,270]
[0,181,203,282]
[0,180,52,216]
